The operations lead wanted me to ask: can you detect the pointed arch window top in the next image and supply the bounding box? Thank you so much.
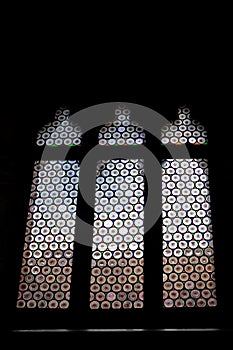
[161,106,208,146]
[36,108,82,147]
[98,106,146,146]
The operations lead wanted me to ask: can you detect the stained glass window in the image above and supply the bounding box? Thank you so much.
[90,107,145,309]
[17,108,82,309]
[161,107,217,308]
[16,103,218,316]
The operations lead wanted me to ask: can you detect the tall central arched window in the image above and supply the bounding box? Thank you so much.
[90,106,146,310]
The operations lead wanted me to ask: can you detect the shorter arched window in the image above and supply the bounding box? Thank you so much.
[17,108,83,309]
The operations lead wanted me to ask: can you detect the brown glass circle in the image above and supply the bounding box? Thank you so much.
[180,273,189,282]
[92,268,101,276]
[200,256,208,264]
[190,256,199,265]
[112,301,121,309]
[61,283,70,292]
[169,257,178,265]
[201,272,210,281]
[185,264,194,273]
[123,267,132,275]
[51,283,60,292]
[197,298,206,307]
[113,267,122,276]
[164,265,172,274]
[174,282,183,290]
[117,292,127,301]
[128,275,137,284]
[169,290,179,299]
[102,267,111,276]
[164,282,173,290]
[97,276,106,285]
[195,264,204,273]
[123,283,132,292]
[129,258,138,267]
[206,264,214,273]
[101,301,110,309]
[98,259,107,268]
[90,301,99,309]
[134,283,143,292]
[107,276,117,284]
[139,275,144,283]
[174,264,183,273]
[179,257,188,265]
[185,281,195,290]
[190,272,200,281]
[56,275,66,283]
[108,259,117,267]
[46,275,55,283]
[112,284,121,292]
[196,281,205,289]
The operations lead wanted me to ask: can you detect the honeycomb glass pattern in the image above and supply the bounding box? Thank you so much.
[17,160,80,309]
[36,108,82,147]
[90,159,145,310]
[98,106,145,146]
[162,159,217,308]
[161,107,208,145]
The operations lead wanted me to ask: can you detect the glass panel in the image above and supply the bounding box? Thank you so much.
[17,160,80,309]
[162,159,217,308]
[90,159,144,309]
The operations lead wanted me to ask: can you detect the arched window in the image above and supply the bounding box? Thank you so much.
[90,106,145,309]
[161,107,217,308]
[17,108,82,309]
